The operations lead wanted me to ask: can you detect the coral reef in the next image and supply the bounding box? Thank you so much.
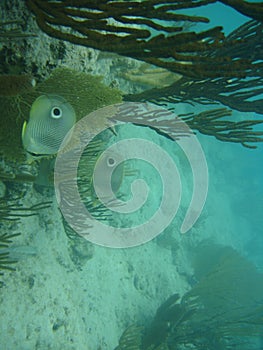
[26,0,263,79]
[0,74,35,96]
[124,19,263,114]
[23,1,263,148]
[0,68,122,164]
[183,108,263,149]
[113,102,263,148]
[0,198,51,286]
[0,232,21,285]
[120,63,182,89]
[115,244,263,349]
[0,19,36,40]
[0,198,51,221]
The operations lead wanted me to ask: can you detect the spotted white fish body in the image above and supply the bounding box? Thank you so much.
[22,94,76,155]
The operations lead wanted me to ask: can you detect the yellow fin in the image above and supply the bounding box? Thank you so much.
[21,121,27,141]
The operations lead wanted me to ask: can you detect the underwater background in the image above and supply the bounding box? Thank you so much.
[0,1,263,349]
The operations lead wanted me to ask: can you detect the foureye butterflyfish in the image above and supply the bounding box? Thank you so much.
[92,151,124,197]
[22,94,76,156]
[76,147,125,206]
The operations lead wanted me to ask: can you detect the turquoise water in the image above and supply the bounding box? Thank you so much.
[0,1,263,349]
[199,4,263,270]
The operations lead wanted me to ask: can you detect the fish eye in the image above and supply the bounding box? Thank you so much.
[107,157,116,167]
[51,106,62,119]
